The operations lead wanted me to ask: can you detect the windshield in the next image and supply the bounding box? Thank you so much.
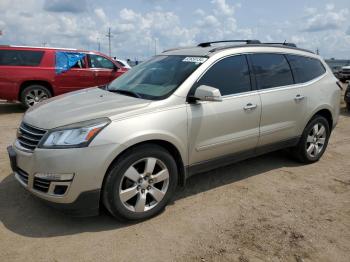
[108,55,207,100]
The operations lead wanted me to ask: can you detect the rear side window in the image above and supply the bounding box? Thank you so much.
[250,53,294,89]
[286,55,326,83]
[196,55,251,96]
[0,50,44,66]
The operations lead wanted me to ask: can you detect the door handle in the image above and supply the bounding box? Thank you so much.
[294,94,305,102]
[243,103,257,111]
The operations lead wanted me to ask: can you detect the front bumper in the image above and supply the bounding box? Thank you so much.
[7,142,121,216]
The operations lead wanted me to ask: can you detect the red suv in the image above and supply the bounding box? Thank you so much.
[0,45,128,108]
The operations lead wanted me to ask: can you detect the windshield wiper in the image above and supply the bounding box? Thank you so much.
[108,89,142,98]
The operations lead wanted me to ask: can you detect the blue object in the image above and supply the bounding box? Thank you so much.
[55,51,86,74]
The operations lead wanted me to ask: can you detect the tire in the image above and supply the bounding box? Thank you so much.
[20,85,51,109]
[291,115,330,164]
[346,103,350,112]
[102,144,178,221]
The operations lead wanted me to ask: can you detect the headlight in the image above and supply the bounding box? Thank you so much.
[40,118,111,148]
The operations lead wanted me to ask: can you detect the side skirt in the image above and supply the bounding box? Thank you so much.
[186,137,300,178]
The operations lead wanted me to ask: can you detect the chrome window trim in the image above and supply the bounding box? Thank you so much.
[192,51,328,98]
[256,72,327,95]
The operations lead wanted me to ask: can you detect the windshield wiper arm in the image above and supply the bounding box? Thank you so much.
[109,89,142,98]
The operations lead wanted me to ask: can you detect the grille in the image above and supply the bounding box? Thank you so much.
[17,122,47,151]
[33,177,50,193]
[17,168,29,184]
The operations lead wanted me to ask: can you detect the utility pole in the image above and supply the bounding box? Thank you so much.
[42,42,47,47]
[316,48,319,55]
[97,37,101,52]
[106,27,113,57]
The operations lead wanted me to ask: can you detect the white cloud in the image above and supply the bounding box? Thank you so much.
[0,1,349,60]
[302,6,348,32]
[94,8,107,23]
[211,0,235,16]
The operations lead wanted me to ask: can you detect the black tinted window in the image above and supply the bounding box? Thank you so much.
[250,53,294,89]
[286,55,326,83]
[0,50,44,66]
[196,55,251,96]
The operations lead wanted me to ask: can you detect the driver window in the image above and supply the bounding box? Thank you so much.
[88,54,115,69]
[195,55,252,96]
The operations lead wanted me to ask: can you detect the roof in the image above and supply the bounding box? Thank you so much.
[0,45,86,52]
[162,41,314,57]
[0,45,110,57]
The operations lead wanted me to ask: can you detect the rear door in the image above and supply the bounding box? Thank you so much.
[87,54,122,86]
[187,54,261,166]
[249,53,307,147]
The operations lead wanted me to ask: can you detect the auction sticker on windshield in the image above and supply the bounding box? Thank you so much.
[182,57,207,64]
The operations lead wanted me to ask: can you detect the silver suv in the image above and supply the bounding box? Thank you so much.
[8,40,341,220]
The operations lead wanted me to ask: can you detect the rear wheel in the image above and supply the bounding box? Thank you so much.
[291,116,330,163]
[20,85,51,108]
[102,144,178,221]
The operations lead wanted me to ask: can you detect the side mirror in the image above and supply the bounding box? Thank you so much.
[113,64,119,71]
[191,85,222,102]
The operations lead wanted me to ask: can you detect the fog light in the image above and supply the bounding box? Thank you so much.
[54,185,68,195]
[34,173,74,181]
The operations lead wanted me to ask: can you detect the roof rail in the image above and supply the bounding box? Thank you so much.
[263,42,297,47]
[208,43,314,54]
[197,40,261,47]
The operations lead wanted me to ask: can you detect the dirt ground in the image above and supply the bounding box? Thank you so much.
[0,85,349,262]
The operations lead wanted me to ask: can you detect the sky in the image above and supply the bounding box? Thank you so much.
[0,0,349,60]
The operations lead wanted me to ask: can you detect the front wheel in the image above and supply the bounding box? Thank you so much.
[20,85,51,108]
[102,144,178,221]
[291,116,330,163]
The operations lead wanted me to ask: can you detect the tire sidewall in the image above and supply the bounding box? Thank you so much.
[103,145,178,221]
[301,116,330,162]
[20,85,51,108]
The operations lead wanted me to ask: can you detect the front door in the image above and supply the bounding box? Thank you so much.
[87,54,122,86]
[187,55,261,166]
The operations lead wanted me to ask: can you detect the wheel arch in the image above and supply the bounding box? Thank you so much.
[103,139,187,189]
[18,80,54,100]
[308,107,334,131]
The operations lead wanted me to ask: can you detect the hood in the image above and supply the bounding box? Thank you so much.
[23,88,151,129]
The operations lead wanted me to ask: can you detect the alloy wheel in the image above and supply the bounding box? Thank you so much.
[306,123,327,158]
[25,89,48,107]
[119,157,170,213]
